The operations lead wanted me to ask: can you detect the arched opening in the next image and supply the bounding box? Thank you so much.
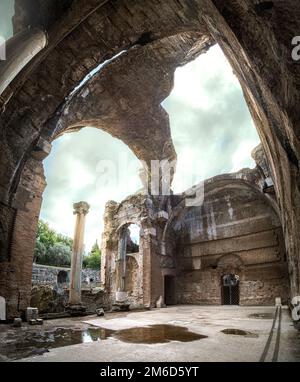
[40,127,142,258]
[32,127,143,313]
[221,274,240,306]
[126,224,140,254]
[57,270,68,285]
[117,223,141,294]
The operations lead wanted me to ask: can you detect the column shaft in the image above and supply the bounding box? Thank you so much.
[69,201,89,306]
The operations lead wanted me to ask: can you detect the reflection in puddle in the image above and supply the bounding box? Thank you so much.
[221,328,258,338]
[0,327,114,360]
[0,325,207,360]
[114,325,207,344]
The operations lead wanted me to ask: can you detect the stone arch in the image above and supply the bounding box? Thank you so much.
[116,220,141,236]
[163,174,281,244]
[116,222,141,292]
[57,270,68,285]
[0,1,300,317]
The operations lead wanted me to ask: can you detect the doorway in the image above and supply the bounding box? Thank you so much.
[221,274,239,305]
[164,275,176,305]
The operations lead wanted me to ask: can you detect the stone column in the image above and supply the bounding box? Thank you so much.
[69,201,90,307]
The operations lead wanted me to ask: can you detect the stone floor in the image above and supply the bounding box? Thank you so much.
[1,305,299,362]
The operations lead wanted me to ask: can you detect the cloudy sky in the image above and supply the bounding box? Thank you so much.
[0,0,13,39]
[0,4,260,252]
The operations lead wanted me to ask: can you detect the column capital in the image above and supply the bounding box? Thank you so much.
[73,201,90,215]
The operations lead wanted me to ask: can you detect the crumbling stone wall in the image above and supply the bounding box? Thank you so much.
[0,158,46,319]
[30,264,104,314]
[101,192,173,309]
[102,158,289,308]
[171,170,289,306]
[30,285,107,315]
[101,194,147,309]
[32,263,101,288]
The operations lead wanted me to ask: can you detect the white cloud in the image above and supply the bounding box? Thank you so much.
[163,45,260,193]
[41,128,143,252]
[0,1,14,40]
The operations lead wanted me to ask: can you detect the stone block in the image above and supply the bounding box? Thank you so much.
[66,304,87,316]
[26,307,38,321]
[29,319,39,325]
[112,303,130,312]
[96,308,105,316]
[116,291,128,303]
[12,318,22,327]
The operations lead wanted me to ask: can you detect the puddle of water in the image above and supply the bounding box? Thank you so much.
[248,313,274,319]
[114,324,207,344]
[221,328,258,338]
[0,324,207,360]
[0,327,114,360]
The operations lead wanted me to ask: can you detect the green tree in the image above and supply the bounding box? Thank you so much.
[46,243,71,267]
[34,220,73,267]
[34,239,47,263]
[36,220,56,250]
[83,241,101,269]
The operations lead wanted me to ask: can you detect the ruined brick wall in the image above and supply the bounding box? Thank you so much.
[0,158,47,319]
[172,172,289,306]
[101,194,147,309]
[102,167,290,308]
[30,264,103,314]
[101,193,171,309]
[30,285,107,315]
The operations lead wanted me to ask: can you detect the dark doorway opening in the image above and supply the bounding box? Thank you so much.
[57,270,68,284]
[164,275,176,305]
[221,274,239,305]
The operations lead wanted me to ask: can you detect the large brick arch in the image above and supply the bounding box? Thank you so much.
[0,0,300,317]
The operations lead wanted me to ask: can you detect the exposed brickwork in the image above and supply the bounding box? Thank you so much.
[172,172,289,305]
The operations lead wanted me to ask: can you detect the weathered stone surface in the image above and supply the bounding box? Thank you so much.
[102,165,289,308]
[32,264,100,288]
[12,317,22,327]
[30,285,64,314]
[0,0,300,318]
[29,318,39,325]
[30,283,107,315]
[96,308,105,317]
[26,307,38,322]
[101,192,163,309]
